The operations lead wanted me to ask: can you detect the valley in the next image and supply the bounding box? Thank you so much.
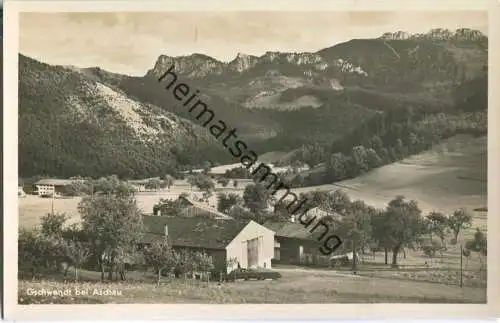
[16,21,489,306]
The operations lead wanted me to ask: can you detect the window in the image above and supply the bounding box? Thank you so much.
[274,239,280,260]
[274,248,281,260]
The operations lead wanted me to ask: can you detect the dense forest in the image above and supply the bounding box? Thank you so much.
[279,67,488,187]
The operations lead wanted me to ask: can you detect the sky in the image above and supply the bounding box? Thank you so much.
[19,11,488,76]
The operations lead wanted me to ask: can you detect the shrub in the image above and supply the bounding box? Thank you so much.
[421,239,443,258]
[422,245,437,257]
[18,228,61,279]
[226,268,282,281]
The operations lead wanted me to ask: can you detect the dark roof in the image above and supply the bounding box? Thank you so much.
[179,196,233,219]
[141,216,251,249]
[262,220,322,241]
[127,177,160,185]
[34,179,74,186]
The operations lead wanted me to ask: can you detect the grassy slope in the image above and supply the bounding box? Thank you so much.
[286,134,486,214]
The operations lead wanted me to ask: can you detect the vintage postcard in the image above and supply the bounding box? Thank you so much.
[3,0,499,320]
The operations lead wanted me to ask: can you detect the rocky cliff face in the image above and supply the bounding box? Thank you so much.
[228,53,259,72]
[151,53,226,78]
[144,28,486,115]
[147,49,368,80]
[147,28,486,99]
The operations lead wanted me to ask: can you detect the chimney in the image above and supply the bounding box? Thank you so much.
[164,225,168,237]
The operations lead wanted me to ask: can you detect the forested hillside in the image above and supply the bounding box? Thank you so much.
[18,55,229,178]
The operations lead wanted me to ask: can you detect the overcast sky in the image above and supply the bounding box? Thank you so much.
[19,11,488,76]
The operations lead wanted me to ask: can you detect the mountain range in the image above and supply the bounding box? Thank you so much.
[18,28,488,178]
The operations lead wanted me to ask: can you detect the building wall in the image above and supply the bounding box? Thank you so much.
[36,184,70,196]
[225,221,275,273]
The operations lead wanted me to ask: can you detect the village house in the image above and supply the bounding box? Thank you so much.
[126,179,153,192]
[264,206,344,266]
[127,177,174,192]
[33,179,74,197]
[181,168,204,175]
[153,195,233,220]
[140,216,275,273]
[263,220,324,266]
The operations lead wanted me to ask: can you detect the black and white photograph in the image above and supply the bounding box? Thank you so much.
[3,0,499,320]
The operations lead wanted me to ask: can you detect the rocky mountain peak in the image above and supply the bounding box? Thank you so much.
[379,28,487,41]
[228,52,259,72]
[148,53,226,79]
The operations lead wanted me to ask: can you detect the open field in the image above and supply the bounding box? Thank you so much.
[209,163,244,175]
[18,265,486,304]
[259,150,296,163]
[208,159,304,175]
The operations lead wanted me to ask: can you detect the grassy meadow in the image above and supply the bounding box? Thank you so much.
[280,134,486,214]
[18,265,486,304]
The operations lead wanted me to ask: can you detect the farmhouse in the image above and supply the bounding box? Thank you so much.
[263,220,325,266]
[34,179,73,197]
[154,195,233,220]
[140,216,275,273]
[127,180,147,192]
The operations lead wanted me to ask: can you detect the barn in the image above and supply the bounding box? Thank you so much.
[140,216,275,273]
[176,195,233,219]
[153,195,233,220]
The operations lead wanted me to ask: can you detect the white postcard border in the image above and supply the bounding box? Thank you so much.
[3,0,499,320]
